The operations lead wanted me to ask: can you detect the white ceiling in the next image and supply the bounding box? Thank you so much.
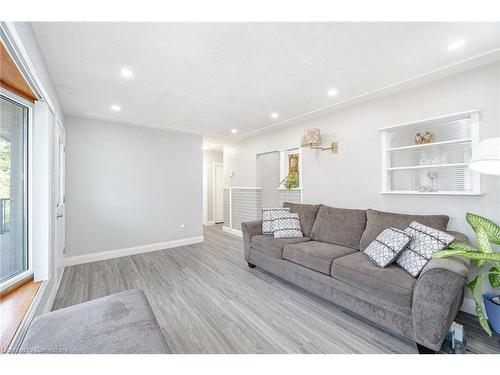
[32,22,500,138]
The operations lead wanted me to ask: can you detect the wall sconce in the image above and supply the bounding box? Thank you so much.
[301,128,338,153]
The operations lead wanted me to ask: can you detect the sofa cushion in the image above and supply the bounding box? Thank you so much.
[283,202,322,237]
[283,241,357,274]
[331,252,416,308]
[359,209,449,251]
[310,205,367,249]
[251,235,310,258]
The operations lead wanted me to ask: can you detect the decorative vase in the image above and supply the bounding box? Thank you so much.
[415,131,434,144]
[483,293,500,334]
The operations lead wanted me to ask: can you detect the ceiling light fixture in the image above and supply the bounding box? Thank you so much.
[110,104,121,112]
[327,88,338,97]
[447,39,465,51]
[120,68,134,78]
[231,129,238,134]
[271,112,279,119]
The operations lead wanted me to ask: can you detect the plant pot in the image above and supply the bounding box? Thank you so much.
[483,293,500,334]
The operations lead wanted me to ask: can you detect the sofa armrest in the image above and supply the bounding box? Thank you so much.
[241,220,262,262]
[412,257,470,351]
[446,230,468,245]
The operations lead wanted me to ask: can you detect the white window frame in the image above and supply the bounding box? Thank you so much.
[279,146,303,190]
[0,87,33,292]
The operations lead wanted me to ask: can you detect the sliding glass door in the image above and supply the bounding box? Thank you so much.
[0,91,29,288]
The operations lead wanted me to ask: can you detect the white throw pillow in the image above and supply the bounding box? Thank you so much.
[363,227,412,268]
[396,221,455,277]
[262,208,291,234]
[273,212,303,238]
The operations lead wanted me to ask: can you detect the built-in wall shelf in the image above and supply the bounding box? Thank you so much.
[387,163,468,171]
[386,138,472,152]
[379,111,481,196]
[381,191,483,196]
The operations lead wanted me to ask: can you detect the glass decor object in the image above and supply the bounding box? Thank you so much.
[426,171,438,192]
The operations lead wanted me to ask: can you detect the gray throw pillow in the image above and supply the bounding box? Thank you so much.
[363,227,412,268]
[262,208,290,234]
[273,213,303,239]
[396,221,455,277]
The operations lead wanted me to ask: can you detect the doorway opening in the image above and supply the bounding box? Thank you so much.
[202,142,224,226]
[256,151,280,208]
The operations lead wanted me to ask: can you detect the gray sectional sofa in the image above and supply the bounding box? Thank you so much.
[242,202,471,353]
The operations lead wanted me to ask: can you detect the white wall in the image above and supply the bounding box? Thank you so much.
[225,62,500,309]
[65,116,203,257]
[225,63,500,236]
[203,150,223,223]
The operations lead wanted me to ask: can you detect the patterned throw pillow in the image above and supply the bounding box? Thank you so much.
[262,208,291,234]
[273,213,303,239]
[396,221,455,277]
[363,228,412,268]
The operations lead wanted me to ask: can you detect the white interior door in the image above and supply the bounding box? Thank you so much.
[214,163,224,223]
[54,121,65,280]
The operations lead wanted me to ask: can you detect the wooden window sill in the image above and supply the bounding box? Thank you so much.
[0,277,41,353]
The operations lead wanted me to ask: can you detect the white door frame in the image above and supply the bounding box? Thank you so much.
[213,162,224,224]
[202,161,208,226]
[54,119,65,282]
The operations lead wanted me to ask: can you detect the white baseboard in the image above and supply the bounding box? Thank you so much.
[460,297,476,316]
[222,226,242,237]
[206,220,216,226]
[65,236,204,266]
[42,265,66,314]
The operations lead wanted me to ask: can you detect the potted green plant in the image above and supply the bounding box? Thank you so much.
[433,213,500,336]
[280,172,299,190]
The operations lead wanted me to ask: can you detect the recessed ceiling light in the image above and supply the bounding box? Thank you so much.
[110,104,121,112]
[327,88,338,97]
[231,129,238,134]
[448,39,465,51]
[271,112,279,119]
[120,68,134,78]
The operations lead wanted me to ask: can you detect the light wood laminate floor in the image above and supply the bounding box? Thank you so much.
[53,225,500,354]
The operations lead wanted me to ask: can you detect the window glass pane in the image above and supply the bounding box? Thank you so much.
[0,95,28,283]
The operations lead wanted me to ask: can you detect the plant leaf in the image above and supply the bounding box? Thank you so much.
[476,226,494,253]
[448,241,478,252]
[474,227,494,267]
[433,249,470,258]
[433,250,500,261]
[468,276,492,337]
[476,259,486,268]
[447,241,484,267]
[467,213,500,245]
[489,266,500,289]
